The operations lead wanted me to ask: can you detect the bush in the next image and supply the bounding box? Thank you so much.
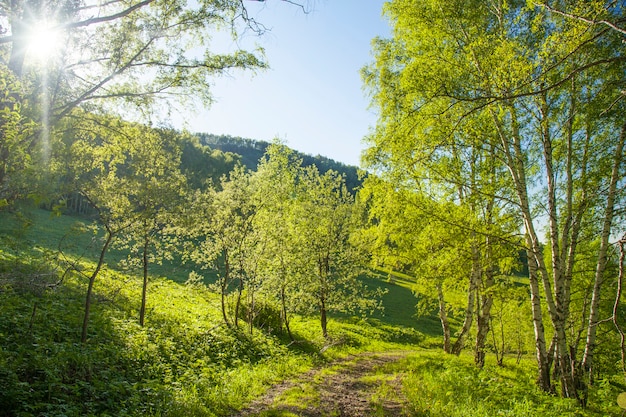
[237,297,283,335]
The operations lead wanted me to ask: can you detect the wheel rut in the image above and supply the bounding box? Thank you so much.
[231,351,411,417]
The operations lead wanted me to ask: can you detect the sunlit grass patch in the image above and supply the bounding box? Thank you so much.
[395,351,620,417]
[258,411,301,417]
[0,226,319,416]
[272,382,320,410]
[369,377,407,417]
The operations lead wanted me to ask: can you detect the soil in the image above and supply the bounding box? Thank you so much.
[231,351,411,417]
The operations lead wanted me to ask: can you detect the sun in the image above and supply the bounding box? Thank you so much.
[27,26,62,62]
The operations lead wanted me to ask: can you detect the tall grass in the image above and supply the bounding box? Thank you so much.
[2,208,622,417]
[379,351,623,417]
[0,208,423,416]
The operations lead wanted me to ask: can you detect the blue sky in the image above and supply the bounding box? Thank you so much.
[174,0,390,167]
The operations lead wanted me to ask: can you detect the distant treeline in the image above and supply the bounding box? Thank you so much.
[197,133,363,193]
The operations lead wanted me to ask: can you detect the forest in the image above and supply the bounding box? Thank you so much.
[0,0,625,416]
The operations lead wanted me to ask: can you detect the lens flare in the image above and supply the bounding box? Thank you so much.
[27,26,61,62]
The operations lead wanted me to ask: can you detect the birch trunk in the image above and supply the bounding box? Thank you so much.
[528,250,552,392]
[437,282,452,354]
[475,238,494,368]
[537,93,579,399]
[451,244,479,355]
[492,105,552,392]
[581,122,626,374]
[475,149,497,368]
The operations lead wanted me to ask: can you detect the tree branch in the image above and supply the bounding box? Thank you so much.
[0,0,154,45]
[534,1,626,37]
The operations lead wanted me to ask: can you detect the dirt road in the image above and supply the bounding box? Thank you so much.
[232,351,411,417]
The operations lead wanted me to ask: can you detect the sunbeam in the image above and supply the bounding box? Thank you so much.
[27,25,61,63]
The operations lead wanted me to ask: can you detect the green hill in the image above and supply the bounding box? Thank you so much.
[1,208,621,417]
[0,208,426,416]
[196,133,363,193]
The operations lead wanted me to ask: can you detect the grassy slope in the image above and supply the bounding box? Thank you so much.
[0,208,622,416]
[0,209,424,416]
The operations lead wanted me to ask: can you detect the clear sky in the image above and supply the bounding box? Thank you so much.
[173,0,390,167]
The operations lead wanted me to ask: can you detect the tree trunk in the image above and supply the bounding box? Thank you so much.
[234,275,243,329]
[281,285,294,341]
[221,249,231,328]
[451,243,479,355]
[492,106,552,392]
[476,190,496,367]
[475,260,494,368]
[614,235,626,374]
[248,287,254,335]
[81,228,114,343]
[537,92,580,400]
[139,233,149,327]
[436,282,452,353]
[319,255,330,338]
[320,293,328,339]
[580,122,626,376]
[528,248,552,392]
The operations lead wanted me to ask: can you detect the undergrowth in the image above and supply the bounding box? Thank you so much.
[382,351,623,417]
[0,210,422,416]
[2,209,623,417]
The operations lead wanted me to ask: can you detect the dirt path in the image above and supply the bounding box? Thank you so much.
[231,351,411,417]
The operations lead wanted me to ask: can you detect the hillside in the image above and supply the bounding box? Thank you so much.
[196,133,363,193]
[0,208,422,416]
[1,209,622,416]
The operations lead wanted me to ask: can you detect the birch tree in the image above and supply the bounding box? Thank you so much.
[363,0,625,400]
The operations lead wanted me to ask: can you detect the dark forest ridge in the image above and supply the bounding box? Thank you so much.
[196,133,363,193]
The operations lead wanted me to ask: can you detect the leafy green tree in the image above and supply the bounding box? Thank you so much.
[60,115,188,338]
[113,127,188,327]
[252,142,302,339]
[0,0,267,119]
[363,0,625,400]
[0,64,35,206]
[61,114,140,342]
[189,165,259,328]
[249,143,382,339]
[293,166,378,338]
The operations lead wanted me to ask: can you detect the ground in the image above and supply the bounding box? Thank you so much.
[232,351,411,417]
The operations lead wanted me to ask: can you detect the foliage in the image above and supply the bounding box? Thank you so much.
[198,133,363,193]
[0,64,36,205]
[184,143,385,338]
[362,0,625,397]
[179,134,240,190]
[0,0,267,123]
[395,352,622,417]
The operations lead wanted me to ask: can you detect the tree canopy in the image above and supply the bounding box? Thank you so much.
[363,0,625,401]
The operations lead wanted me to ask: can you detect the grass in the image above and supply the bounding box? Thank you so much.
[360,272,442,337]
[1,207,622,417]
[0,248,316,416]
[0,207,425,416]
[374,351,624,417]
